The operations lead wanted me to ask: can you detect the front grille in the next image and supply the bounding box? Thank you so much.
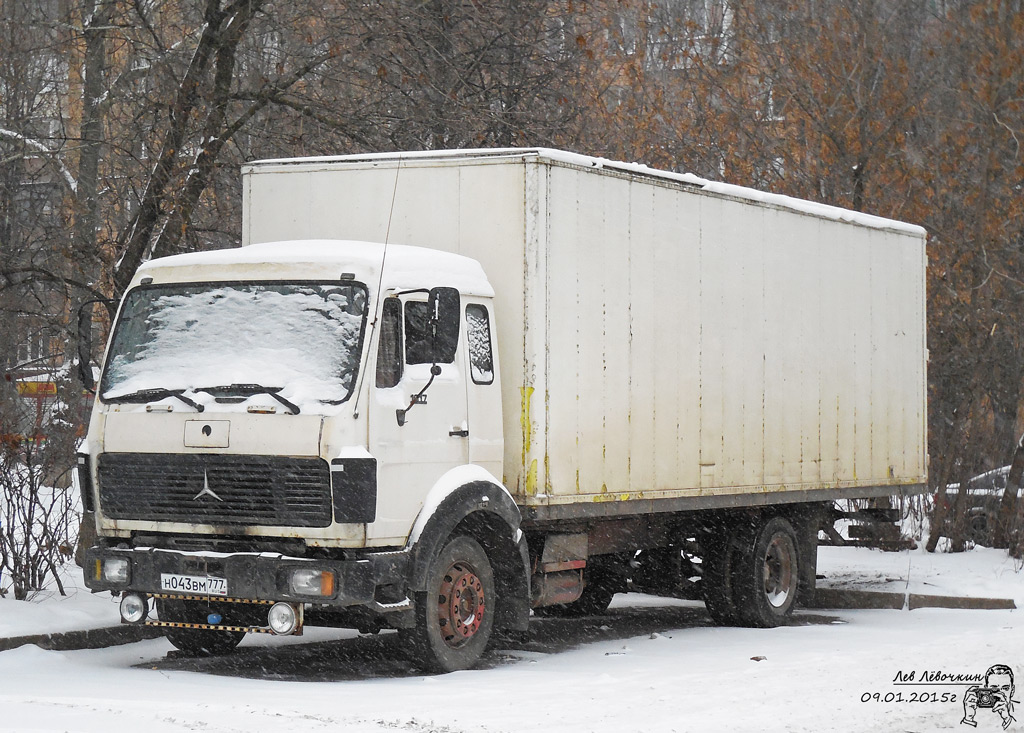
[98,453,332,527]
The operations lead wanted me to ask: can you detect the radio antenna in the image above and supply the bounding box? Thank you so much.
[378,153,402,290]
[352,154,403,419]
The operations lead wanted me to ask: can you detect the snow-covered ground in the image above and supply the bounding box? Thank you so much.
[817,543,1024,601]
[0,569,118,639]
[1,545,1022,732]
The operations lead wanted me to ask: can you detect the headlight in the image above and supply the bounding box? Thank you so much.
[119,593,148,623]
[289,568,335,597]
[100,557,130,584]
[268,602,299,635]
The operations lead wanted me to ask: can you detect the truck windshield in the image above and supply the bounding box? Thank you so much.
[100,281,368,406]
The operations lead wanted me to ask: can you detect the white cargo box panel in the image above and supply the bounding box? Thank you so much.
[242,149,928,516]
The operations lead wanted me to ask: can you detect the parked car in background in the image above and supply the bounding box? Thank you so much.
[937,467,1010,546]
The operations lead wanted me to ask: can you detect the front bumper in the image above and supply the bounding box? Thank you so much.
[83,545,407,608]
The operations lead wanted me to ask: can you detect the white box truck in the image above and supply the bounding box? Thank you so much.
[81,149,927,672]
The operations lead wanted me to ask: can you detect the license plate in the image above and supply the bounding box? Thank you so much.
[160,573,228,596]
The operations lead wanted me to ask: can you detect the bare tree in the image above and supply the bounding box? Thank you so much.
[4,0,1024,563]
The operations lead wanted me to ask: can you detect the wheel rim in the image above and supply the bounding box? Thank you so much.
[762,533,796,609]
[437,560,486,648]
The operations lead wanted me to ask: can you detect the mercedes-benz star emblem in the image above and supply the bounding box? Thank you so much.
[193,468,224,502]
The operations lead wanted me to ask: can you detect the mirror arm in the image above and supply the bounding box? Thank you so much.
[396,363,441,426]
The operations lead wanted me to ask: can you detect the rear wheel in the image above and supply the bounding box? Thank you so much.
[157,598,246,656]
[701,530,746,626]
[731,516,800,627]
[402,535,495,673]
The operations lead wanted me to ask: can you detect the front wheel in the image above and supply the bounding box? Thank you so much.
[402,535,495,673]
[731,516,800,628]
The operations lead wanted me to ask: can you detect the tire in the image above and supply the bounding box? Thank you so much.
[731,516,801,628]
[701,531,746,626]
[402,535,495,673]
[157,598,246,656]
[967,513,991,546]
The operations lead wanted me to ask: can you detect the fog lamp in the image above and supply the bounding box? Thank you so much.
[289,568,335,597]
[102,557,130,584]
[268,602,298,635]
[119,593,148,623]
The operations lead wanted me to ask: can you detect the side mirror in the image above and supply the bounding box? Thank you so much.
[428,286,460,363]
[395,289,459,427]
[77,299,117,392]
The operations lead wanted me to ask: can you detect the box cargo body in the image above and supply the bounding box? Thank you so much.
[242,149,928,520]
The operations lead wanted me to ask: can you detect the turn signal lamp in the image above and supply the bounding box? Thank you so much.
[289,568,335,597]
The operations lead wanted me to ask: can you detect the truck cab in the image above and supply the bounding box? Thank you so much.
[82,239,530,671]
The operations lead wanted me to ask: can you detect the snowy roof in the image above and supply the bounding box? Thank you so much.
[245,148,926,237]
[133,239,494,296]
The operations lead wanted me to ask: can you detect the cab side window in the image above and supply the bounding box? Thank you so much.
[375,297,403,388]
[466,304,494,385]
[380,290,462,383]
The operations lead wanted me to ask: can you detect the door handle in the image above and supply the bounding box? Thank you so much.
[449,428,469,437]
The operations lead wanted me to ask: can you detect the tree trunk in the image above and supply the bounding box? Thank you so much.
[992,433,1024,549]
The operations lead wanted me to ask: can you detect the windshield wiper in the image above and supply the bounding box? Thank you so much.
[103,387,205,412]
[194,384,301,415]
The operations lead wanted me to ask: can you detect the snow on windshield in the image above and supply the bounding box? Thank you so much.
[101,282,367,405]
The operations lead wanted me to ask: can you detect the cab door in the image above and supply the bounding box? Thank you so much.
[367,288,468,543]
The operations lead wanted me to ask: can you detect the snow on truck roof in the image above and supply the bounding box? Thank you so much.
[245,147,927,237]
[135,239,495,296]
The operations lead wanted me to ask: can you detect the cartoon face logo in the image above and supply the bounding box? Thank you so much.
[963,665,1016,729]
